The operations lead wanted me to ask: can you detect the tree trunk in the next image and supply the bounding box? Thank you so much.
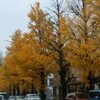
[40,70,46,100]
[60,76,67,100]
[87,71,93,91]
[58,50,68,100]
[40,90,46,100]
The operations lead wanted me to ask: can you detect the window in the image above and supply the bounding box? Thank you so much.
[49,79,53,86]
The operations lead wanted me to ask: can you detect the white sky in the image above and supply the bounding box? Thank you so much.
[0,0,50,56]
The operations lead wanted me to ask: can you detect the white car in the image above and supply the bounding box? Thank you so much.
[15,96,25,100]
[9,96,16,100]
[25,94,40,100]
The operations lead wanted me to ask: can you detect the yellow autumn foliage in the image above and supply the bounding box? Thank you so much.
[66,0,100,87]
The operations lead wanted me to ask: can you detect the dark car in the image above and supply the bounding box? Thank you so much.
[88,90,100,100]
[66,92,88,100]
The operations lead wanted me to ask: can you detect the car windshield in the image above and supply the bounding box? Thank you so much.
[76,93,88,98]
[28,95,38,98]
[89,92,100,98]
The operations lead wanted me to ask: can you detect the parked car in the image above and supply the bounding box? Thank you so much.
[0,92,9,100]
[25,94,40,100]
[88,90,100,100]
[9,96,15,100]
[15,96,25,100]
[66,92,88,100]
[0,95,6,100]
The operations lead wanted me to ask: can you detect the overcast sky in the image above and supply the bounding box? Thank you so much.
[0,0,50,56]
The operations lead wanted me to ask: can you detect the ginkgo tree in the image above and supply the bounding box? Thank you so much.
[15,33,54,100]
[28,1,73,100]
[66,0,100,90]
[4,21,54,100]
[27,3,55,100]
[3,30,37,95]
[3,30,27,95]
